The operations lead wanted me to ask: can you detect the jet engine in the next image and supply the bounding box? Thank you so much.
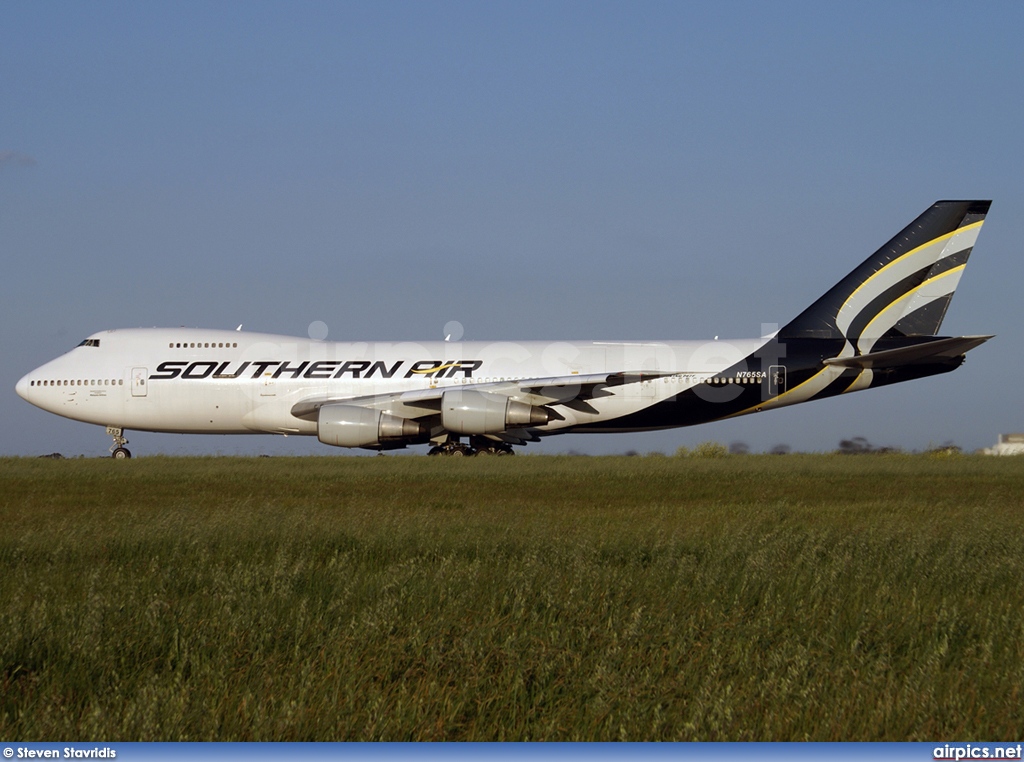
[318,404,425,448]
[441,389,550,434]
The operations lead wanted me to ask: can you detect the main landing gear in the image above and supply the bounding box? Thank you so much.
[427,436,516,457]
[428,442,473,457]
[106,426,131,459]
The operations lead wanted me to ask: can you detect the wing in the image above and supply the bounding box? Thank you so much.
[290,370,672,445]
[291,370,672,419]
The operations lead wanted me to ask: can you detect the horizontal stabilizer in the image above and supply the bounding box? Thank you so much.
[823,335,993,369]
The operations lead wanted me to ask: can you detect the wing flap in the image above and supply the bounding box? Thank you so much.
[290,370,672,421]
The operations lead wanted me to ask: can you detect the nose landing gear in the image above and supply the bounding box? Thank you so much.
[106,426,131,459]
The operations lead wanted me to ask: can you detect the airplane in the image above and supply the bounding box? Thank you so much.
[16,200,992,458]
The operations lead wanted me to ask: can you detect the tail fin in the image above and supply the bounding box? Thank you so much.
[778,200,990,353]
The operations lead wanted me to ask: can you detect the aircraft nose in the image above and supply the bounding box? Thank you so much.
[16,372,32,401]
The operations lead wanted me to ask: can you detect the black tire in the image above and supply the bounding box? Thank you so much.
[112,447,131,460]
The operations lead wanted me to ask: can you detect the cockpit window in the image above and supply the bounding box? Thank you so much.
[77,339,100,347]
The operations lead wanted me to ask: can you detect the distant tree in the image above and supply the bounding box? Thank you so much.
[693,441,729,458]
[769,444,791,455]
[729,441,750,455]
[839,437,873,454]
[674,446,690,458]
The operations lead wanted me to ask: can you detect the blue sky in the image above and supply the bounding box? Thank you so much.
[3,1,1023,456]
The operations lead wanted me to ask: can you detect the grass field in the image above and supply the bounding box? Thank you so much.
[2,453,1024,740]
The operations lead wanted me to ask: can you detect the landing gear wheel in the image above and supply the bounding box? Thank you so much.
[106,426,131,459]
[469,437,515,456]
[428,441,476,456]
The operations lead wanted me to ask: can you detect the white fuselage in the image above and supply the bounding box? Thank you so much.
[16,327,771,437]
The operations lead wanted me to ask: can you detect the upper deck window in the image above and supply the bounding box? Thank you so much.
[77,339,100,348]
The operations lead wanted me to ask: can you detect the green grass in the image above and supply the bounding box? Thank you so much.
[2,454,1024,740]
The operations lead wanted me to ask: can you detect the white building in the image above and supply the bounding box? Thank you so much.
[983,434,1024,455]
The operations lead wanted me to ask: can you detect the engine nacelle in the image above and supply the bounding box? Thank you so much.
[441,389,550,434]
[318,404,424,448]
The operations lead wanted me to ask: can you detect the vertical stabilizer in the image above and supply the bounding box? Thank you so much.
[778,200,990,354]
